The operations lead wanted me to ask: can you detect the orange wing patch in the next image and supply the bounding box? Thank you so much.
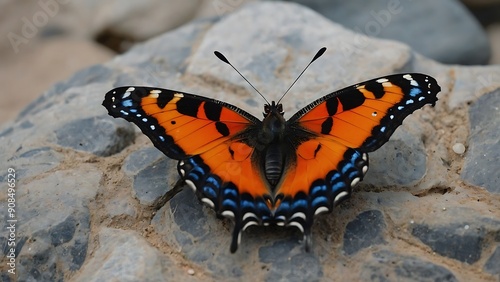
[298,82,405,148]
[199,142,269,198]
[277,138,351,197]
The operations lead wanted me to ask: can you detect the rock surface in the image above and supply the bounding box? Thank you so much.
[281,0,491,65]
[1,2,499,281]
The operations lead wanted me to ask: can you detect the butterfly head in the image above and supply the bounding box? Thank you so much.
[263,101,284,117]
[260,101,286,143]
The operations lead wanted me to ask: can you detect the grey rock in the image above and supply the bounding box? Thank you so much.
[72,228,188,282]
[123,146,165,175]
[411,223,484,264]
[259,242,323,281]
[17,65,114,120]
[343,210,387,255]
[394,256,457,282]
[461,90,500,194]
[132,156,178,206]
[5,167,101,281]
[484,245,500,276]
[55,116,135,156]
[364,128,427,187]
[2,147,61,180]
[281,0,490,65]
[361,250,457,282]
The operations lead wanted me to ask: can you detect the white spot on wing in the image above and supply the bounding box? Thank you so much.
[201,198,214,208]
[314,206,329,215]
[351,177,360,187]
[222,210,235,219]
[243,212,257,221]
[243,221,258,231]
[288,222,304,233]
[291,212,306,220]
[376,78,389,83]
[362,165,368,174]
[126,87,135,93]
[334,191,349,204]
[403,74,413,80]
[174,93,184,98]
[185,179,196,191]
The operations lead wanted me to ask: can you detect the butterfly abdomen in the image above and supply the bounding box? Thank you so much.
[264,143,285,186]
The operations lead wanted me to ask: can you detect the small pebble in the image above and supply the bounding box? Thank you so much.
[452,143,466,154]
[187,269,195,275]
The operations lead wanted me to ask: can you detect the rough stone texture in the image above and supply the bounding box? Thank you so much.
[123,148,178,206]
[484,245,500,276]
[360,250,458,281]
[1,2,499,281]
[56,116,135,156]
[364,128,427,186]
[72,228,188,282]
[0,167,100,281]
[412,223,484,264]
[461,90,500,193]
[343,210,387,255]
[281,0,491,65]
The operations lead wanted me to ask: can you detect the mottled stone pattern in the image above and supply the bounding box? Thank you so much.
[0,2,499,281]
[461,90,500,193]
[280,0,491,65]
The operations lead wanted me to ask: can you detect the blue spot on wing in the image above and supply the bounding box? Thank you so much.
[122,99,133,107]
[222,199,237,209]
[311,196,328,208]
[409,87,421,97]
[203,186,217,198]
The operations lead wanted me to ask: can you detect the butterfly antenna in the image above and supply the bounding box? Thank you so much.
[276,47,327,104]
[214,51,270,104]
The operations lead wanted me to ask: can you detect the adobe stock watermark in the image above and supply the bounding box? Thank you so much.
[5,168,17,276]
[339,0,404,58]
[7,0,72,54]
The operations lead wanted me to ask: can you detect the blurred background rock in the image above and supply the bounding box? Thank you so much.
[0,0,498,124]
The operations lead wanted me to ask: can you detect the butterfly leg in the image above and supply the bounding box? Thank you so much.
[230,218,243,253]
[152,178,185,210]
[303,223,313,252]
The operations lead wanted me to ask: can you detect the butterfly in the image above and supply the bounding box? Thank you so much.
[102,48,441,253]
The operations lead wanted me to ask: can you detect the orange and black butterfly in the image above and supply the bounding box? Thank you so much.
[103,48,440,253]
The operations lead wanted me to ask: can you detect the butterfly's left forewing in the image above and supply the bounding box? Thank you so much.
[275,74,440,246]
